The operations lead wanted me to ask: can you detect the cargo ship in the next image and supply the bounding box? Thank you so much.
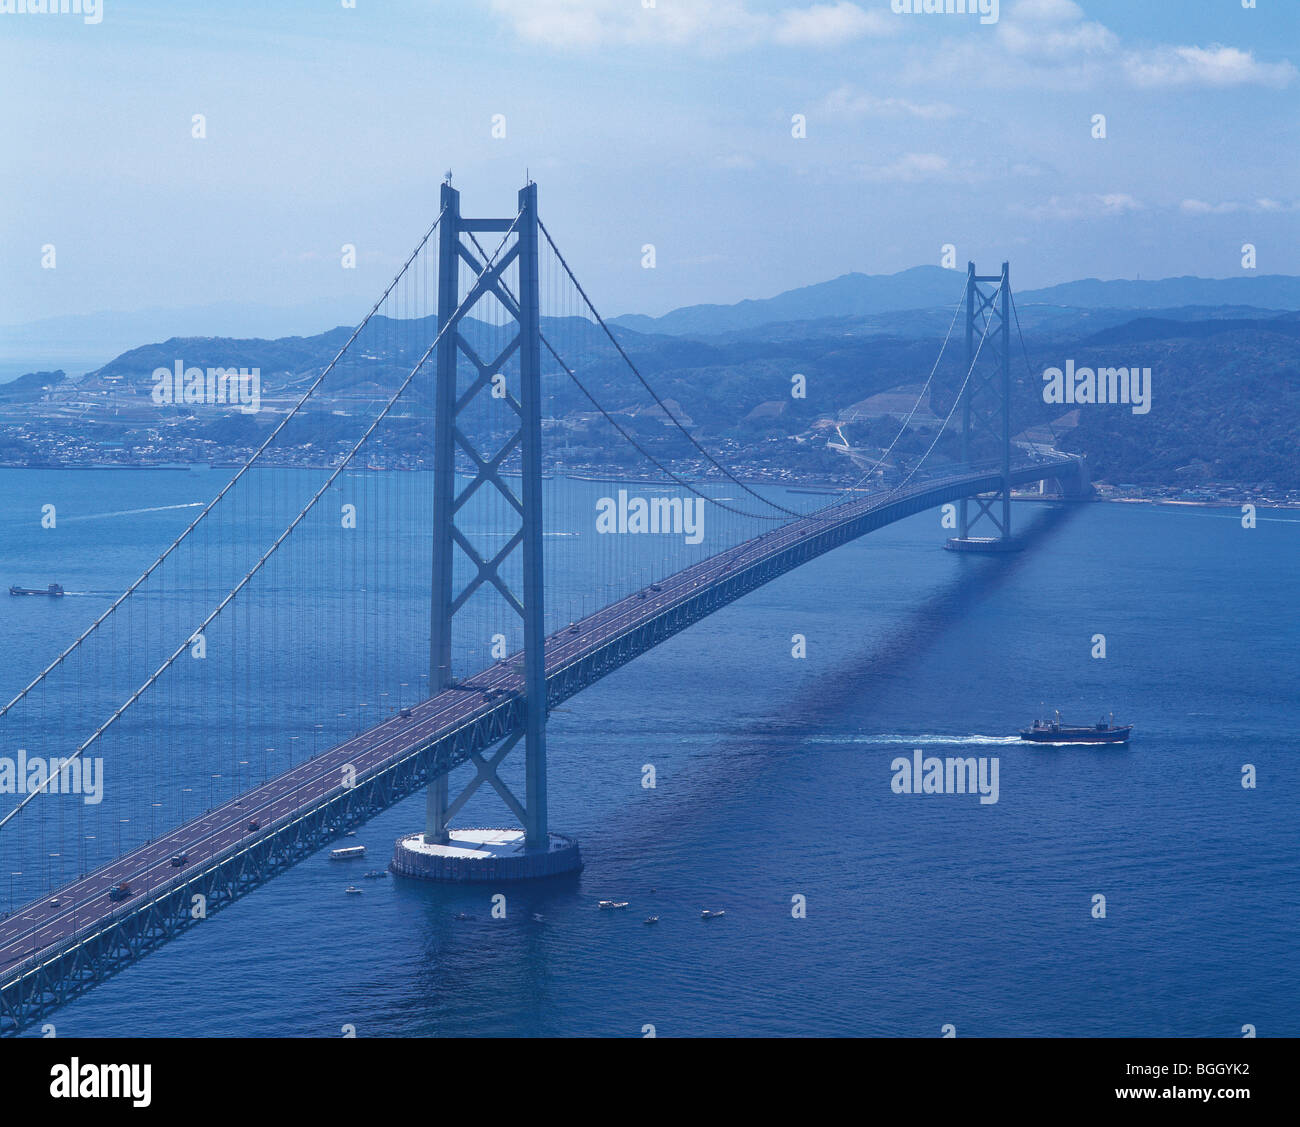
[8,583,64,597]
[1019,710,1132,744]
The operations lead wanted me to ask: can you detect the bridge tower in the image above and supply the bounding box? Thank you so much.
[395,180,581,882]
[946,261,1019,553]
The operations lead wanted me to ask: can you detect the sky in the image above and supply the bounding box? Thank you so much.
[1,0,1297,337]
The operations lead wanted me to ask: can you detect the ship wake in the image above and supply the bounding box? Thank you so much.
[809,734,1023,747]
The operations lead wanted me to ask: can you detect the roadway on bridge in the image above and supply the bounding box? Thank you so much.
[1,455,1077,978]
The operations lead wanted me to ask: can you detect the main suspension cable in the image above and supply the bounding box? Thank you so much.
[539,217,808,519]
[0,212,520,833]
[463,228,788,522]
[0,205,450,720]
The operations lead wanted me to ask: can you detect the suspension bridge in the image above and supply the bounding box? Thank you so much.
[0,180,1084,1034]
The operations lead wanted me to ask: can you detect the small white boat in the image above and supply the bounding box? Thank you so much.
[598,900,629,910]
[344,886,363,895]
[701,909,725,919]
[644,916,659,925]
[331,845,366,859]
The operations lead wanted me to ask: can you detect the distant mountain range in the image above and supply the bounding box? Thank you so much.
[4,271,1298,386]
[1080,312,1300,347]
[0,298,371,386]
[610,268,1300,338]
[3,272,1298,492]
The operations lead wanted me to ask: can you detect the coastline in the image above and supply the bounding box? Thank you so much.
[1,462,1295,510]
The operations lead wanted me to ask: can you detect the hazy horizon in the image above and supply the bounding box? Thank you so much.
[3,263,1298,387]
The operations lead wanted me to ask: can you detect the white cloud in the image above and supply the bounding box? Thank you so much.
[1180,199,1239,216]
[998,0,1115,59]
[860,152,951,182]
[1182,198,1297,216]
[491,0,1296,97]
[1097,192,1141,214]
[488,0,890,52]
[714,152,759,170]
[1125,44,1296,89]
[1012,0,1084,19]
[1014,193,1143,221]
[1020,195,1296,222]
[773,3,893,47]
[486,0,758,50]
[923,0,1298,92]
[822,84,958,119]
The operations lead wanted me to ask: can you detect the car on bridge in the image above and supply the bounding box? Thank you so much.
[108,883,132,902]
[247,819,260,832]
[169,854,188,868]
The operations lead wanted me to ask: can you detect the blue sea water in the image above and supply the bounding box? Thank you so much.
[1,470,1296,1037]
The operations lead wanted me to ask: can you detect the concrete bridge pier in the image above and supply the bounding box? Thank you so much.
[944,532,1023,553]
[391,829,582,883]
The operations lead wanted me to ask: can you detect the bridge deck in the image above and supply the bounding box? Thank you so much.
[0,454,1080,1027]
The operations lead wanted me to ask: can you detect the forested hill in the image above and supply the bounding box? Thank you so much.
[5,305,1297,490]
